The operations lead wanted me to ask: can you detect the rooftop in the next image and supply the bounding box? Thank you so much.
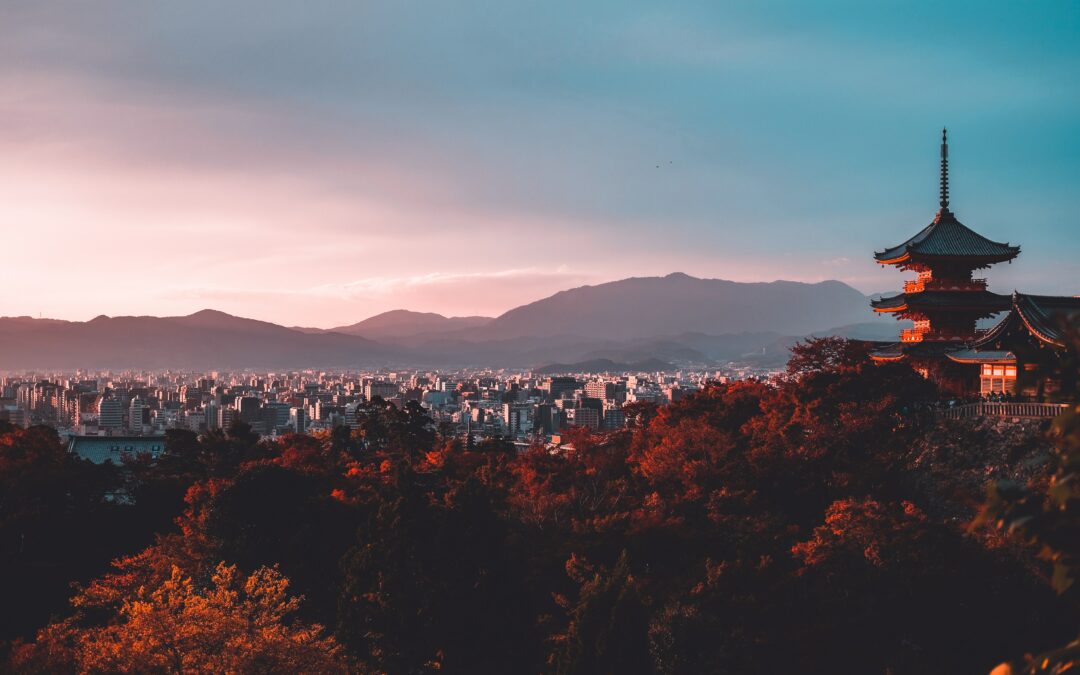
[874,129,1020,267]
[69,435,166,465]
[975,293,1080,350]
[874,209,1020,266]
[871,290,1011,314]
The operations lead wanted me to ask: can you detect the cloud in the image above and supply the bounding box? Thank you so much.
[161,267,596,326]
[171,267,583,301]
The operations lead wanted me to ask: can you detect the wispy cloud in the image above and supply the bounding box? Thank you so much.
[161,267,595,326]
[172,267,582,301]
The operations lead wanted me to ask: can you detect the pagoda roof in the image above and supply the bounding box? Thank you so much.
[975,293,1080,350]
[874,209,1020,265]
[869,341,965,362]
[871,290,1011,314]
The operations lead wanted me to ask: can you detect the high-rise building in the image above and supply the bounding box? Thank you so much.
[603,405,626,430]
[218,406,236,431]
[129,397,149,434]
[236,396,261,423]
[585,381,625,402]
[264,402,291,431]
[565,407,599,430]
[364,381,399,401]
[543,377,579,402]
[502,403,532,437]
[99,398,123,431]
[289,407,307,434]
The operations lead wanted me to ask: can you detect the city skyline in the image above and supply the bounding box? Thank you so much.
[2,2,1078,327]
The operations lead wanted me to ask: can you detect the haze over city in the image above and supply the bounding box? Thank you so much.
[2,1,1078,327]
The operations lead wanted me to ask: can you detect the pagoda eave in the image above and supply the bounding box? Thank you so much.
[869,352,907,362]
[907,251,1019,269]
[870,291,1011,315]
[870,341,968,362]
[874,251,1020,269]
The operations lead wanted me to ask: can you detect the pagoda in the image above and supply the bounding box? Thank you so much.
[870,129,1020,393]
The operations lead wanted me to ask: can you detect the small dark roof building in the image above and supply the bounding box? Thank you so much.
[945,293,1080,399]
[972,293,1080,351]
[69,435,166,465]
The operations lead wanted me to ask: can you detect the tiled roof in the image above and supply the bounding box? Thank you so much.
[946,349,1015,364]
[875,209,1020,264]
[976,293,1080,349]
[868,343,906,361]
[871,290,1011,313]
[869,341,966,361]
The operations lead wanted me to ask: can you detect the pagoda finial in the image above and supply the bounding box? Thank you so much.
[939,127,949,209]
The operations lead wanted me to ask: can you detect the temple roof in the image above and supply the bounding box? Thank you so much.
[869,341,966,362]
[874,209,1021,265]
[975,293,1080,350]
[946,349,1015,364]
[875,130,1020,267]
[871,290,1011,314]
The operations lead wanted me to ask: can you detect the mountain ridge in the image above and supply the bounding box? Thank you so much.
[0,274,900,369]
[482,274,877,340]
[326,309,493,339]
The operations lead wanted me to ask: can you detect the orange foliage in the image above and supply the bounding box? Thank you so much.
[792,497,930,569]
[13,563,351,674]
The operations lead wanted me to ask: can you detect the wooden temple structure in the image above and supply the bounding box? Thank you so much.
[870,130,1079,399]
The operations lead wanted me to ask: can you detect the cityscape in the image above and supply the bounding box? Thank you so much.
[2,366,752,458]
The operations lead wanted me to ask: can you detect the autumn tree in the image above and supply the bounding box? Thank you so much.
[786,336,873,376]
[631,381,767,503]
[10,562,350,674]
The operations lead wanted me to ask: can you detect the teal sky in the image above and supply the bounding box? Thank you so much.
[1,1,1077,325]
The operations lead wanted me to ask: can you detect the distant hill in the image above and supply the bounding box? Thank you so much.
[811,321,909,341]
[533,358,673,375]
[0,310,393,370]
[0,275,903,369]
[483,273,875,340]
[328,310,492,339]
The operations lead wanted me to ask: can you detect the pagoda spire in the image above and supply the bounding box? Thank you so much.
[939,127,950,210]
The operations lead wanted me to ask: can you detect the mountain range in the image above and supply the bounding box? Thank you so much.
[325,310,493,340]
[0,274,906,370]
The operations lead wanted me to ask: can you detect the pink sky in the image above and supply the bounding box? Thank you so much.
[2,3,1072,328]
[0,71,892,327]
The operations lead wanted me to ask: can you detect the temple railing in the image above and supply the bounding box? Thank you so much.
[903,278,988,294]
[938,402,1071,420]
[900,328,981,343]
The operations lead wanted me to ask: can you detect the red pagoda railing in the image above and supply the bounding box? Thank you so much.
[903,278,988,294]
[900,328,983,343]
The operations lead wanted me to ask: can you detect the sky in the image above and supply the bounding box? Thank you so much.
[1,1,1077,327]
